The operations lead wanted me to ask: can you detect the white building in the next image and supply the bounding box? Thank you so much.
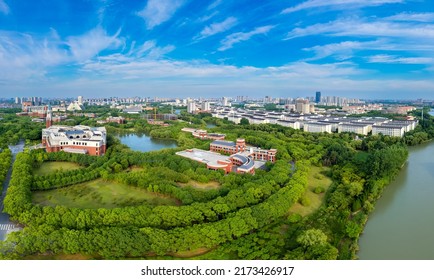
[222,97,229,107]
[304,122,332,133]
[277,120,301,130]
[201,101,211,112]
[295,99,310,114]
[338,123,371,135]
[187,101,196,114]
[42,125,107,156]
[372,124,406,137]
[67,101,83,111]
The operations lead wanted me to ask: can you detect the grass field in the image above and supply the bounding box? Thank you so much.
[32,178,180,209]
[288,166,333,217]
[33,161,82,176]
[178,180,221,189]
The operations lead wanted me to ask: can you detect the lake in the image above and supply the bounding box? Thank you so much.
[116,132,177,152]
[358,139,434,259]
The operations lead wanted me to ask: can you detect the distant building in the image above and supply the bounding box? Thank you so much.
[187,101,196,114]
[182,128,226,140]
[372,124,406,137]
[222,97,229,107]
[123,107,142,114]
[304,122,332,133]
[201,101,211,112]
[295,99,310,114]
[315,91,321,103]
[67,101,83,111]
[106,116,125,124]
[277,120,301,129]
[42,125,107,156]
[338,123,371,135]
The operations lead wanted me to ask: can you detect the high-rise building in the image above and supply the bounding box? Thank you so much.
[296,98,310,114]
[78,96,83,105]
[201,101,210,112]
[187,101,196,114]
[315,91,321,104]
[222,97,229,107]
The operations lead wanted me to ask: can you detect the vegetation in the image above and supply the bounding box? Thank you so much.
[0,149,12,193]
[32,178,180,209]
[33,161,82,176]
[1,107,433,260]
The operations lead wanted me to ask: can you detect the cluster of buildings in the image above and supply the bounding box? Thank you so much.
[96,116,126,125]
[178,129,277,174]
[211,107,418,137]
[187,100,211,114]
[181,128,226,140]
[41,108,107,156]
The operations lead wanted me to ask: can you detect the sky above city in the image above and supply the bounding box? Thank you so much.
[1,0,434,99]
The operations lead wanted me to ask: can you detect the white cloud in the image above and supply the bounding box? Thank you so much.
[303,41,371,60]
[367,54,434,64]
[198,11,219,23]
[0,27,176,83]
[207,0,223,11]
[219,25,274,51]
[197,17,238,39]
[66,27,123,61]
[0,0,10,15]
[385,12,434,22]
[0,30,69,82]
[282,0,404,14]
[137,0,186,30]
[286,18,434,40]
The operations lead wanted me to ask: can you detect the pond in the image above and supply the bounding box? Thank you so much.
[116,132,177,152]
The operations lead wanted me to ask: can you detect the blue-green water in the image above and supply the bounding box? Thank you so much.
[358,140,434,259]
[116,133,177,152]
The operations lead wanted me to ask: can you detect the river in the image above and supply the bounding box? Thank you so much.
[358,111,434,259]
[116,132,177,152]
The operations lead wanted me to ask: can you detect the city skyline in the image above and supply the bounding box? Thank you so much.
[1,0,434,99]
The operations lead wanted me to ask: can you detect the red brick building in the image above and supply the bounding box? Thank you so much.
[210,139,277,162]
[42,125,107,156]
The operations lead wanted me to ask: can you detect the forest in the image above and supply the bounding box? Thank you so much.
[0,108,433,260]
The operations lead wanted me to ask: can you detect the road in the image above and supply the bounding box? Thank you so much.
[0,141,24,241]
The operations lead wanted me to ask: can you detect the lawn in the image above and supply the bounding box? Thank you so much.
[288,166,333,217]
[178,180,221,189]
[32,178,180,209]
[33,161,82,176]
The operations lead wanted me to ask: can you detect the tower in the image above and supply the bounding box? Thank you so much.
[315,91,321,104]
[46,105,52,128]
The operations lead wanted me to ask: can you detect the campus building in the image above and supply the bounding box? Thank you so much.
[177,138,276,175]
[181,128,226,140]
[42,125,107,156]
[210,138,277,162]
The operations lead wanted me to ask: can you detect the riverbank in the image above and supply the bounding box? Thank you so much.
[357,140,434,259]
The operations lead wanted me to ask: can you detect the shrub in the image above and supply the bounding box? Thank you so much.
[314,186,325,194]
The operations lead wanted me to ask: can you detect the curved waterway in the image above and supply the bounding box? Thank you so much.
[358,128,434,259]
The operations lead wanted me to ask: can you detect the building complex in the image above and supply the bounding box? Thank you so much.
[177,136,276,175]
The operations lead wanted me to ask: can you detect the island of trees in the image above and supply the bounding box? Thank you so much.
[0,106,433,260]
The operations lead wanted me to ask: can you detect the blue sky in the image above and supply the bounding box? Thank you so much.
[1,0,434,99]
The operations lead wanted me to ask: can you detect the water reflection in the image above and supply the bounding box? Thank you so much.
[115,132,177,152]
